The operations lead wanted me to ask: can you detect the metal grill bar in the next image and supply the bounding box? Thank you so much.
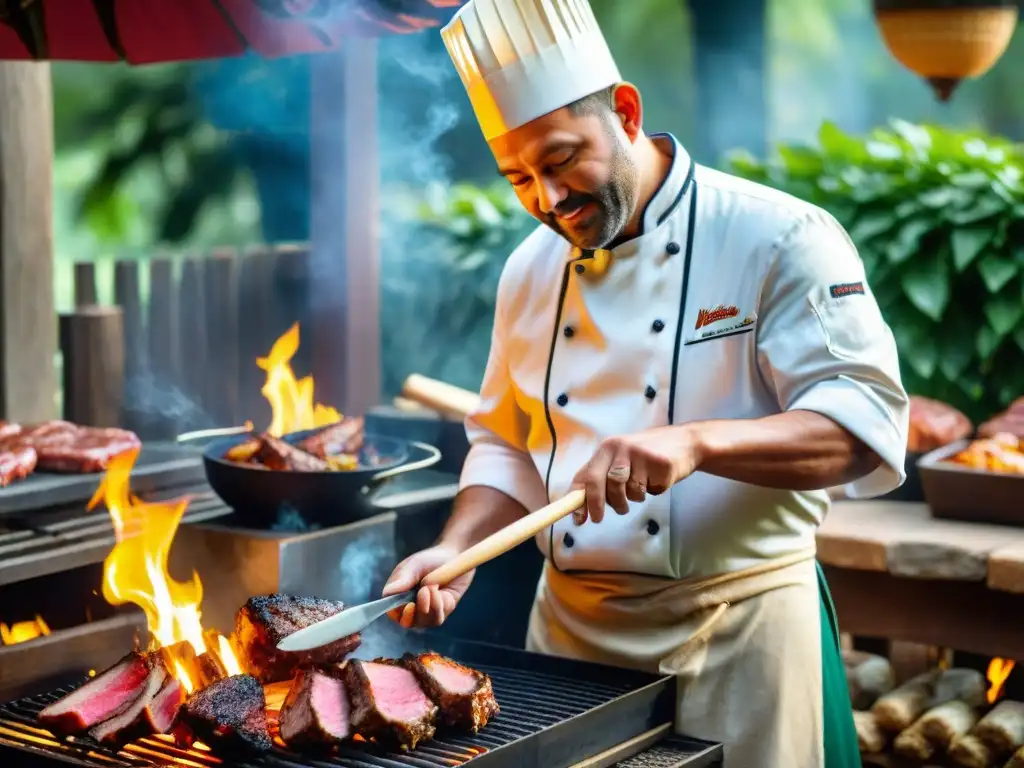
[0,641,679,768]
[0,487,231,586]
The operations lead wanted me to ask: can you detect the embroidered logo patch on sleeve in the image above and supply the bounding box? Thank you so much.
[829,282,865,298]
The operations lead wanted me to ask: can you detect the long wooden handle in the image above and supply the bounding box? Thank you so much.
[400,374,480,421]
[422,489,586,586]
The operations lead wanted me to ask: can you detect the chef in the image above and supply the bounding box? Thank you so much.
[383,0,910,765]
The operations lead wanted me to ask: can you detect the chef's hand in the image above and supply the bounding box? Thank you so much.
[381,545,475,628]
[570,425,701,524]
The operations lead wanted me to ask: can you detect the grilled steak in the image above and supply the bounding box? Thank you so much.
[298,417,365,459]
[180,674,272,755]
[404,652,499,732]
[343,658,437,750]
[38,651,155,735]
[29,426,141,473]
[0,421,22,440]
[88,660,169,744]
[255,433,329,472]
[279,666,353,748]
[0,445,37,486]
[142,676,186,734]
[234,594,362,684]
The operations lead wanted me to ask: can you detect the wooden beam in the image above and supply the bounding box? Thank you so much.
[0,62,57,422]
[309,39,382,416]
[823,565,1024,661]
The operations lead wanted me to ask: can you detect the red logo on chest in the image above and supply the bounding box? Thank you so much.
[695,305,740,330]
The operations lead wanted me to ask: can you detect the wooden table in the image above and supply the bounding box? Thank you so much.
[817,501,1024,660]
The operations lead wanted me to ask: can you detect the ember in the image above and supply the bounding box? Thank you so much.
[258,323,340,437]
[987,657,1016,704]
[90,449,240,694]
[0,614,50,646]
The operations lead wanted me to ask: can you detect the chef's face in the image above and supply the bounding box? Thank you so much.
[490,84,642,250]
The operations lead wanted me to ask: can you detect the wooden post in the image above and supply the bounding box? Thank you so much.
[0,62,57,422]
[309,39,382,416]
[73,262,98,307]
[147,256,180,438]
[204,249,241,425]
[59,306,125,428]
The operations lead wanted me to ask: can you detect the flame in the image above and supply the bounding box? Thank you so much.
[257,323,340,437]
[92,449,241,694]
[0,615,50,645]
[987,658,1016,703]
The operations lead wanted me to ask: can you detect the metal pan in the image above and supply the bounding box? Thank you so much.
[185,425,442,527]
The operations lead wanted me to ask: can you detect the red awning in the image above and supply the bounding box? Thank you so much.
[0,0,466,63]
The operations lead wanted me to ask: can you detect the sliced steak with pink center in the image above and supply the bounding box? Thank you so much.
[404,652,499,732]
[343,659,437,750]
[279,666,352,747]
[142,676,186,735]
[88,662,169,744]
[38,651,155,736]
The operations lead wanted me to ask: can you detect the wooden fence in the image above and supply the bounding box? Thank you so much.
[60,244,317,440]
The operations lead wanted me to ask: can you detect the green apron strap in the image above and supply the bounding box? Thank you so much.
[816,560,863,768]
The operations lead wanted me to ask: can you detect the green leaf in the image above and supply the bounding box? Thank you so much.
[950,228,991,272]
[984,292,1024,338]
[893,310,939,379]
[938,306,975,381]
[848,210,896,243]
[886,217,935,264]
[976,324,1001,360]
[900,246,950,321]
[1015,325,1024,354]
[917,187,963,209]
[976,252,1019,293]
[778,145,824,177]
[946,194,1006,225]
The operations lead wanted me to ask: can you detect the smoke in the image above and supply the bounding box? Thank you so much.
[337,537,390,605]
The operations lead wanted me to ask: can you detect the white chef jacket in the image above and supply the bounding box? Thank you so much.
[459,133,910,579]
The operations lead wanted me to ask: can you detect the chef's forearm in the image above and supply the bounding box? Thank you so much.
[690,410,882,490]
[436,485,529,551]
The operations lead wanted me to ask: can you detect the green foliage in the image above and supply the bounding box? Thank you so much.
[379,181,531,395]
[729,120,1024,421]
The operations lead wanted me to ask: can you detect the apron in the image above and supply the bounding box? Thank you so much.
[526,549,861,767]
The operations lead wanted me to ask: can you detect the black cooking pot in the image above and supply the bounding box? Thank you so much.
[199,428,442,527]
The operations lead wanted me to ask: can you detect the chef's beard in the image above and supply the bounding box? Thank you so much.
[545,139,639,250]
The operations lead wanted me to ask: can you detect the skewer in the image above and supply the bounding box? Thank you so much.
[175,421,254,444]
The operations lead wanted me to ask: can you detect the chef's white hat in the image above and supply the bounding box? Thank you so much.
[441,0,622,141]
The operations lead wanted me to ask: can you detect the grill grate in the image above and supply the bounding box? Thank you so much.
[0,487,230,586]
[0,640,683,768]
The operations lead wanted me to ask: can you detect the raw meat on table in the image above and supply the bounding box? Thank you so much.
[234,594,362,684]
[0,445,37,486]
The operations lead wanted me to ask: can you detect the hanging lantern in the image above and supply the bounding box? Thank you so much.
[873,0,1020,102]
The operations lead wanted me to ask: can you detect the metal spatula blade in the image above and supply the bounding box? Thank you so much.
[274,489,586,653]
[275,590,416,652]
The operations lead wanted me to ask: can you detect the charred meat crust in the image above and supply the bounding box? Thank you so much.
[403,652,499,732]
[234,594,362,684]
[180,674,273,755]
[343,659,437,751]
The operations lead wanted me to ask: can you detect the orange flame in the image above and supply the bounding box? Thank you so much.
[987,658,1016,703]
[0,615,50,645]
[257,323,341,437]
[91,449,240,694]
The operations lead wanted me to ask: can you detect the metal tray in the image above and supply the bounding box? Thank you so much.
[919,440,1024,526]
[0,443,204,518]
